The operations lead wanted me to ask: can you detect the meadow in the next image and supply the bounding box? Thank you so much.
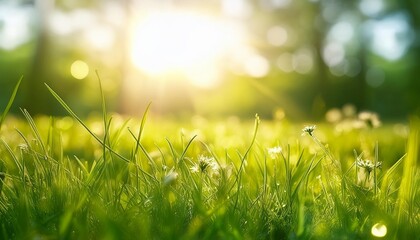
[0,80,419,239]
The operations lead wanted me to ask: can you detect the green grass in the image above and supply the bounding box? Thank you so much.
[0,80,418,239]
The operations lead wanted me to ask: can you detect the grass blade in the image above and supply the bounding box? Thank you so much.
[133,102,152,159]
[0,76,22,131]
[128,128,157,175]
[0,139,23,174]
[21,108,47,157]
[396,117,419,226]
[45,83,130,163]
[178,135,197,165]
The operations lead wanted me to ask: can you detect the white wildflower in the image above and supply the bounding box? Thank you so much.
[358,111,381,128]
[267,146,282,159]
[18,143,28,151]
[356,157,382,189]
[191,155,219,176]
[163,170,178,186]
[190,165,199,173]
[302,125,316,136]
[356,158,382,174]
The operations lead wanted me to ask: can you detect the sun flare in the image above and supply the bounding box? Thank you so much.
[130,11,243,88]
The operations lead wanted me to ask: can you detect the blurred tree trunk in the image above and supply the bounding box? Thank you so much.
[118,0,136,114]
[23,0,54,115]
[357,43,367,110]
[403,0,420,114]
[312,1,329,119]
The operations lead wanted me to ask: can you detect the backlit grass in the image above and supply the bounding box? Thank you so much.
[0,80,418,239]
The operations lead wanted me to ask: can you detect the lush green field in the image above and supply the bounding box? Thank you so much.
[0,83,419,239]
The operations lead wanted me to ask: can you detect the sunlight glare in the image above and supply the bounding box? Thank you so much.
[84,24,115,51]
[0,5,34,50]
[243,54,270,78]
[130,11,242,88]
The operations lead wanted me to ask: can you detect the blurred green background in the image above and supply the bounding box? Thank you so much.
[1,0,419,120]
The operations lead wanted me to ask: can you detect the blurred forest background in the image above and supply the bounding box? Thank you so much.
[1,0,419,120]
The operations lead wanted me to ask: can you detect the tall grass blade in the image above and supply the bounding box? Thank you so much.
[166,138,178,167]
[374,142,378,195]
[231,114,260,211]
[111,118,131,146]
[291,154,321,201]
[74,155,88,174]
[133,102,152,159]
[0,139,23,174]
[0,76,22,131]
[396,117,419,226]
[47,117,63,161]
[95,70,108,130]
[178,135,197,165]
[379,154,405,194]
[45,83,130,163]
[45,84,102,143]
[128,128,157,175]
[95,71,111,166]
[20,108,48,157]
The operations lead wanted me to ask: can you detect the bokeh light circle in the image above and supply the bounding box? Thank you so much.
[70,60,89,80]
[371,223,387,238]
